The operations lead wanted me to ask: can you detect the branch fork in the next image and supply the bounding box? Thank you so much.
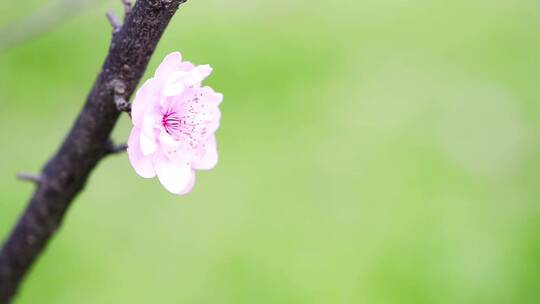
[104,140,128,156]
[106,0,133,33]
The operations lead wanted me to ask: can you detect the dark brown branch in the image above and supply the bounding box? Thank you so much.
[115,96,132,112]
[0,0,187,302]
[111,79,132,113]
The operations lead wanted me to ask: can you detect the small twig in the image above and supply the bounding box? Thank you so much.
[16,173,42,184]
[106,0,132,35]
[104,140,128,156]
[122,0,133,15]
[106,11,122,33]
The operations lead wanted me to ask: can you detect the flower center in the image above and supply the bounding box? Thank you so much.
[162,111,182,135]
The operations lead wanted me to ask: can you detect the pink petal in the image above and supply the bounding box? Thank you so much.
[158,130,181,159]
[154,52,183,81]
[127,128,156,178]
[162,65,211,95]
[200,106,221,136]
[198,64,212,78]
[162,82,185,97]
[187,64,212,86]
[178,170,196,195]
[131,78,160,127]
[192,136,218,170]
[201,86,223,106]
[154,154,193,194]
[179,61,195,72]
[139,114,158,155]
[209,105,222,123]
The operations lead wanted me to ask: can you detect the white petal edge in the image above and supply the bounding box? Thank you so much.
[178,170,196,195]
[127,128,156,178]
[154,52,183,81]
[154,155,193,194]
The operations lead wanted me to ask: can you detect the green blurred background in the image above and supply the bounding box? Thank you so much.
[1,0,540,303]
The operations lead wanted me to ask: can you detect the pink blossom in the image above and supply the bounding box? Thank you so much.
[127,52,222,195]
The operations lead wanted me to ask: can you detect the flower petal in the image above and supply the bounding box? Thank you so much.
[140,114,158,155]
[197,64,212,79]
[158,130,181,159]
[179,61,195,72]
[131,78,160,127]
[162,82,185,97]
[154,52,183,81]
[184,64,212,86]
[154,154,193,194]
[178,170,196,195]
[127,128,156,178]
[192,136,218,170]
[201,86,223,106]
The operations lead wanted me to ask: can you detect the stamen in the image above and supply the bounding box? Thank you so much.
[162,111,182,135]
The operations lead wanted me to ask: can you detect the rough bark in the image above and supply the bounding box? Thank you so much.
[0,0,186,302]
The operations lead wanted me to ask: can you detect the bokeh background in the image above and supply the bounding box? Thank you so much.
[1,0,540,303]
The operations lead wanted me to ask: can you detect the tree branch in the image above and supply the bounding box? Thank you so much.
[0,0,187,302]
